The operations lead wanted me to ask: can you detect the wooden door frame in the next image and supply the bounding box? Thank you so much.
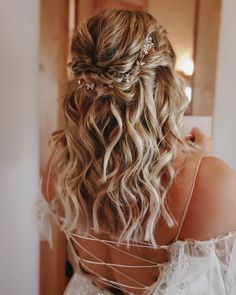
[192,0,222,116]
[38,0,69,294]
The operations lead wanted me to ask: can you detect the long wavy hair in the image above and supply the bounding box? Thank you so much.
[50,9,189,246]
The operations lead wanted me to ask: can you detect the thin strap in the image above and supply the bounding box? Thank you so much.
[88,228,166,247]
[70,232,169,249]
[69,237,158,266]
[88,234,158,264]
[69,235,147,288]
[79,262,146,293]
[77,258,159,268]
[174,154,206,241]
[84,233,159,264]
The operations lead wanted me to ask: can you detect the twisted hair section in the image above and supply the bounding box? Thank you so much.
[50,9,189,246]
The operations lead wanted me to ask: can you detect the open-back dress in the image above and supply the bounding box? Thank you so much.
[36,153,236,294]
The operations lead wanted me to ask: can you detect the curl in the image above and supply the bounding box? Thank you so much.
[50,9,190,247]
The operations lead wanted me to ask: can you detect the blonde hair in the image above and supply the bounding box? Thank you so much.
[50,9,189,246]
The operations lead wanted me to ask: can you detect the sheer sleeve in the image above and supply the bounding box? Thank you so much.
[149,232,236,295]
[35,154,58,248]
[34,179,55,249]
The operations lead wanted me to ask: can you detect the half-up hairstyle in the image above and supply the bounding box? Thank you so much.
[50,9,189,246]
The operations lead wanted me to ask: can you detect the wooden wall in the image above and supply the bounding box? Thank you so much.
[149,0,221,116]
[38,0,69,173]
[38,0,69,294]
[77,0,148,25]
[192,0,221,115]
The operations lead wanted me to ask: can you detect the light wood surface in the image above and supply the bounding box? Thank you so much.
[38,0,69,294]
[38,0,69,174]
[192,0,221,116]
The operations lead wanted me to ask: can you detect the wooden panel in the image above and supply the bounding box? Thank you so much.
[40,228,68,295]
[38,0,69,173]
[192,0,221,115]
[94,0,148,11]
[148,0,196,115]
[38,0,69,294]
[148,0,196,74]
[76,0,148,25]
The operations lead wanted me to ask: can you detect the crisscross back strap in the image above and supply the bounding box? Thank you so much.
[174,153,206,241]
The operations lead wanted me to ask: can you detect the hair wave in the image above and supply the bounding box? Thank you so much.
[50,9,189,246]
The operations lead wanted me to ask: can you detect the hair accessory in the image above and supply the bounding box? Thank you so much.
[78,79,95,90]
[78,79,114,90]
[121,36,154,83]
[85,82,95,90]
[122,60,146,83]
[76,35,155,89]
[122,73,131,83]
[142,37,155,56]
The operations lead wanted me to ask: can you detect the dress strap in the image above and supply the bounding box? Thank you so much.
[174,153,206,241]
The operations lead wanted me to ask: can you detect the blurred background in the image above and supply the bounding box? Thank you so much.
[0,0,236,294]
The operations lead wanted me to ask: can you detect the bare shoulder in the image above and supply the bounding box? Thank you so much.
[196,156,236,197]
[179,155,236,240]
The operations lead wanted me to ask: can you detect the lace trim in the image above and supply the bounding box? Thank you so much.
[169,231,236,246]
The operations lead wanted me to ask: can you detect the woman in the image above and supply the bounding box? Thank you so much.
[39,9,236,295]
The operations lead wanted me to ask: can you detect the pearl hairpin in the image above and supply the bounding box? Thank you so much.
[78,79,95,90]
[142,37,155,56]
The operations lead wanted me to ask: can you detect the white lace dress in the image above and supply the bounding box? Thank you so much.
[35,195,236,295]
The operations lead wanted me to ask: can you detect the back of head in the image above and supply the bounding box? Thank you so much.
[51,9,189,246]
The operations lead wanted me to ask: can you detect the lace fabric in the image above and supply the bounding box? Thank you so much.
[35,193,236,295]
[148,232,236,294]
[63,273,113,295]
